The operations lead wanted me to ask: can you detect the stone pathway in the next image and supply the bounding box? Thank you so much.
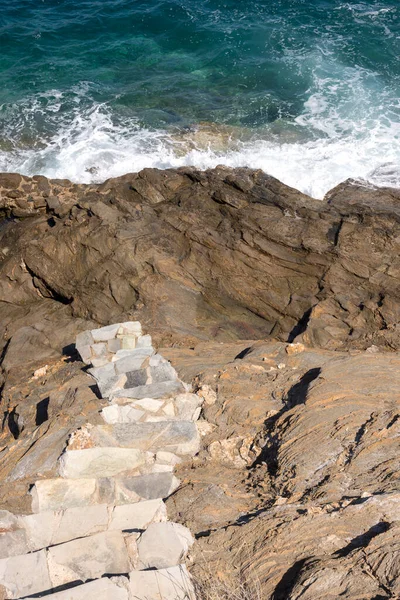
[0,322,201,599]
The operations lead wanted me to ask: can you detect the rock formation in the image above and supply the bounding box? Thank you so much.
[1,167,400,598]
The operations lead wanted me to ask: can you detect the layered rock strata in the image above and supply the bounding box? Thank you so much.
[0,322,201,599]
[2,168,400,396]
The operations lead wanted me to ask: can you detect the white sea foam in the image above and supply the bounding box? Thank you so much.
[0,81,399,199]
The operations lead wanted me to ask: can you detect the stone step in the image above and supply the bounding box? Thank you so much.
[47,530,132,589]
[76,322,143,366]
[25,577,129,600]
[58,447,154,479]
[31,473,180,512]
[129,565,196,600]
[137,522,194,570]
[0,530,136,598]
[101,393,203,424]
[0,549,51,599]
[111,379,186,402]
[0,499,167,559]
[67,421,200,456]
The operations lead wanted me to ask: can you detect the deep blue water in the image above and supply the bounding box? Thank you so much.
[0,0,399,197]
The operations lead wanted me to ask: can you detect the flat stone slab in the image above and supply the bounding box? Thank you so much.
[91,323,121,342]
[101,404,145,424]
[115,473,180,502]
[137,522,194,569]
[0,549,51,599]
[59,447,153,478]
[109,498,167,530]
[87,421,200,455]
[129,565,195,600]
[0,500,166,558]
[25,577,129,600]
[111,380,185,402]
[47,530,130,587]
[30,475,176,511]
[31,478,102,512]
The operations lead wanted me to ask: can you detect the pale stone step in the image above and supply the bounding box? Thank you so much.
[74,421,200,456]
[47,530,131,588]
[137,522,194,570]
[0,549,51,599]
[111,380,186,402]
[115,473,180,502]
[31,474,179,512]
[101,393,203,424]
[25,577,129,600]
[59,447,154,479]
[129,565,196,600]
[0,500,167,558]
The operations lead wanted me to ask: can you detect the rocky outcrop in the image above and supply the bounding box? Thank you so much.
[1,168,400,389]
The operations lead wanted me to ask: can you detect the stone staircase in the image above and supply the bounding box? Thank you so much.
[0,322,201,599]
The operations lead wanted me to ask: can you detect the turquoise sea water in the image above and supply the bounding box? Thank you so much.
[0,0,399,197]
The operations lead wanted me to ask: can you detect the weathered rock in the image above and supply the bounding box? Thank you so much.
[129,565,195,600]
[137,522,194,569]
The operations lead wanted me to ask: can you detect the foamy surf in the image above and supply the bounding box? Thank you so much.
[0,99,399,199]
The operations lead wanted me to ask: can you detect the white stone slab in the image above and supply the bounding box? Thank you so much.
[101,404,145,424]
[59,448,152,479]
[175,393,203,420]
[47,531,130,587]
[0,528,28,559]
[137,522,194,569]
[129,565,195,600]
[30,478,99,512]
[91,323,121,342]
[115,473,180,502]
[109,499,167,531]
[133,398,164,413]
[25,577,129,600]
[87,421,200,456]
[0,550,51,599]
[75,330,94,364]
[118,321,142,336]
[22,504,109,550]
[136,334,152,348]
[156,451,182,467]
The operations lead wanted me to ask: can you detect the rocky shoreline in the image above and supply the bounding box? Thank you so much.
[1,167,400,598]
